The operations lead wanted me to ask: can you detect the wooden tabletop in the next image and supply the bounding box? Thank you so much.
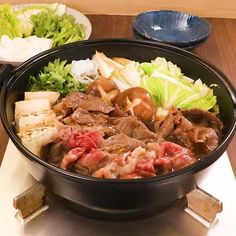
[0,15,235,175]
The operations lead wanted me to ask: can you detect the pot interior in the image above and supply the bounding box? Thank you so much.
[2,39,236,180]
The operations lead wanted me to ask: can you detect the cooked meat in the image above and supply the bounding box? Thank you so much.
[71,108,109,125]
[61,118,116,137]
[111,116,157,142]
[155,110,222,156]
[109,104,127,117]
[173,112,220,154]
[41,140,70,166]
[53,100,71,117]
[80,125,117,137]
[181,109,223,134]
[53,92,114,117]
[36,90,223,179]
[154,113,175,141]
[62,108,116,136]
[174,126,220,154]
[101,134,146,153]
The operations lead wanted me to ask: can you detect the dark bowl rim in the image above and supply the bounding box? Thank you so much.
[132,10,212,45]
[132,27,209,50]
[1,38,235,184]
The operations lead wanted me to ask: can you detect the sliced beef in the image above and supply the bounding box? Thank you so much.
[41,141,70,166]
[53,100,70,117]
[53,92,114,117]
[111,116,157,142]
[61,118,116,137]
[61,147,86,170]
[154,109,222,156]
[134,157,156,178]
[154,112,176,141]
[101,134,146,153]
[181,109,223,134]
[41,127,105,170]
[63,108,116,136]
[79,125,117,137]
[40,88,224,179]
[173,112,221,154]
[93,147,156,179]
[71,108,109,125]
[109,104,127,117]
[152,141,197,173]
[93,141,197,179]
[74,149,107,175]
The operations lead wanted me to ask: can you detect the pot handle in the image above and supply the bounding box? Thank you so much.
[185,187,222,228]
[0,64,14,87]
[13,183,49,223]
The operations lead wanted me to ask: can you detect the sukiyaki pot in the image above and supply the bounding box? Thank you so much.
[1,40,235,220]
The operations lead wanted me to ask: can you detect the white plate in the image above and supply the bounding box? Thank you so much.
[0,3,92,66]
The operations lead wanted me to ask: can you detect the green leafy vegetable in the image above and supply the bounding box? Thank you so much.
[0,3,85,47]
[17,3,65,15]
[0,4,22,38]
[17,13,33,37]
[30,11,86,47]
[15,3,66,37]
[92,52,218,113]
[29,59,85,94]
[141,58,217,113]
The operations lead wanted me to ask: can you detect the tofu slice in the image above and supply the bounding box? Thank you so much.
[17,111,56,133]
[20,127,57,157]
[24,91,60,105]
[15,99,51,121]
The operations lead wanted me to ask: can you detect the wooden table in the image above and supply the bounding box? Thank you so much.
[0,15,235,175]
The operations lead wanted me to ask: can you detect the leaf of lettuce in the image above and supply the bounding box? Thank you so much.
[0,4,22,38]
[140,57,217,112]
[143,75,217,112]
[179,95,217,110]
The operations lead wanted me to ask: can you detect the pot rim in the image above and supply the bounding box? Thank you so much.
[1,38,236,184]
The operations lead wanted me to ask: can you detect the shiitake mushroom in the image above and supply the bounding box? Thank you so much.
[115,87,156,123]
[87,79,155,123]
[86,77,120,105]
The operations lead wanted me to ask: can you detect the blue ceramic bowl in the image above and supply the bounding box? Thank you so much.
[132,10,211,47]
[133,28,209,50]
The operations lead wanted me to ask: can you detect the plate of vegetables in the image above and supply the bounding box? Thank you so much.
[0,3,91,66]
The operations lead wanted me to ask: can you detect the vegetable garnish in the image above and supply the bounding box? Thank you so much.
[92,52,217,114]
[0,4,23,38]
[31,11,86,47]
[0,3,86,47]
[29,52,218,116]
[29,59,85,95]
[140,58,217,113]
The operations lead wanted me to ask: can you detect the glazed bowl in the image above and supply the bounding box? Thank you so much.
[132,10,211,47]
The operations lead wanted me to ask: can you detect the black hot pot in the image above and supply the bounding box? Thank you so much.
[0,39,235,220]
